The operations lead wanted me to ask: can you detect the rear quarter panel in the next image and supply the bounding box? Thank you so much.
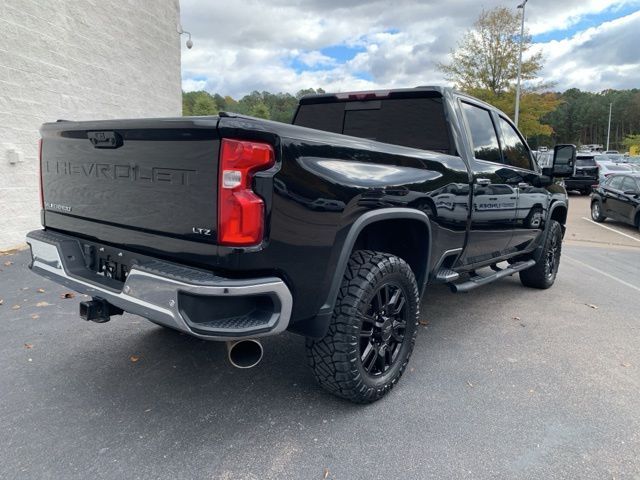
[217,117,471,333]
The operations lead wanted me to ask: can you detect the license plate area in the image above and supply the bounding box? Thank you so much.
[81,242,137,283]
[97,255,130,282]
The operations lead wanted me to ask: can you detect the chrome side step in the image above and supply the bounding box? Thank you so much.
[449,260,536,293]
[434,267,460,283]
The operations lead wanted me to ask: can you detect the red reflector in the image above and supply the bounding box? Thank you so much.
[334,90,391,101]
[218,139,275,246]
[38,138,44,209]
[348,92,379,100]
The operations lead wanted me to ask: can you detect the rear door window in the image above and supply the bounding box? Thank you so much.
[607,176,624,190]
[497,117,533,170]
[460,102,502,163]
[621,177,639,192]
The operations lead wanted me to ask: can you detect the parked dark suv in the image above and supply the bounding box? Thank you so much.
[591,173,640,229]
[565,155,599,195]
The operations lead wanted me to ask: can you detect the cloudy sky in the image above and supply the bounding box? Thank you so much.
[179,0,640,97]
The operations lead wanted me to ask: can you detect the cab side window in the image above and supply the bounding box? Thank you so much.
[461,102,502,164]
[497,117,533,171]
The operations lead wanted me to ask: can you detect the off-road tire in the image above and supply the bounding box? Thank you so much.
[591,200,606,222]
[519,220,563,289]
[306,250,419,404]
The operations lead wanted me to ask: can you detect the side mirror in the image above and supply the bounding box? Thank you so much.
[551,144,577,178]
[533,175,553,187]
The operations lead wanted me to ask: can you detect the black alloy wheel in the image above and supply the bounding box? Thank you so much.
[306,250,419,403]
[519,219,563,289]
[545,228,560,280]
[359,282,408,377]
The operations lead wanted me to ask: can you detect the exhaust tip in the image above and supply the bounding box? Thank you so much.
[227,339,263,369]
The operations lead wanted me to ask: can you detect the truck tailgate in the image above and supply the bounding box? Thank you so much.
[40,118,220,244]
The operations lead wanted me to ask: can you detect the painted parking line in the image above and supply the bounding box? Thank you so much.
[581,217,640,243]
[564,255,640,293]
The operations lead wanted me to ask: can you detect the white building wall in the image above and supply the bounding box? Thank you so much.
[0,0,182,247]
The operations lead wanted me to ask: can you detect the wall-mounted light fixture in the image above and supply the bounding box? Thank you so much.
[177,24,193,49]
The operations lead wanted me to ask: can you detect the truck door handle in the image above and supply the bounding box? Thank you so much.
[476,178,491,186]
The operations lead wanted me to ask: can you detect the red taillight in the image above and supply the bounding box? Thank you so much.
[218,139,275,246]
[38,138,44,209]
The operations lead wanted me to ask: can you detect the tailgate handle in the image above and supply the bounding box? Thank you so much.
[88,131,122,149]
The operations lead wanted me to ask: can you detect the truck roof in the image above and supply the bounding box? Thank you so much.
[299,85,499,113]
[298,86,453,104]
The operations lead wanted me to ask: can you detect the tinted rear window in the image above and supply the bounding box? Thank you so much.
[576,158,596,166]
[293,102,344,134]
[294,97,451,152]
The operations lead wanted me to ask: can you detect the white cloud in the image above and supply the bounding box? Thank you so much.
[297,51,337,68]
[179,0,640,97]
[534,10,640,90]
[181,78,207,91]
[526,0,638,35]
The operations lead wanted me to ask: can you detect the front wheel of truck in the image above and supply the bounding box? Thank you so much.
[306,250,420,404]
[519,219,563,289]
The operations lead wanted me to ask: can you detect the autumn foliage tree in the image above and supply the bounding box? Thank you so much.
[439,7,542,94]
[438,7,557,138]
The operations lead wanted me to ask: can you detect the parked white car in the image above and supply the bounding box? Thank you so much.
[594,160,633,185]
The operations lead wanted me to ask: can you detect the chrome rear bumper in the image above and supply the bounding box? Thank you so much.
[26,230,293,340]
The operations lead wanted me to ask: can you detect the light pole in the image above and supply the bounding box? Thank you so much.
[514,0,528,128]
[606,102,612,151]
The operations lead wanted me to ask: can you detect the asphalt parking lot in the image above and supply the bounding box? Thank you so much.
[1,195,639,480]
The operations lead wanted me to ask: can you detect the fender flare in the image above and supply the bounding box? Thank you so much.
[308,208,432,337]
[526,200,567,263]
[548,200,568,232]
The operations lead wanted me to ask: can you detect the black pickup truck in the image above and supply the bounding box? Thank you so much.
[28,87,574,403]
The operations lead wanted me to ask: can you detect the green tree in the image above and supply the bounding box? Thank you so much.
[438,7,543,94]
[296,88,326,99]
[182,91,218,116]
[213,93,227,111]
[249,102,270,119]
[541,89,640,150]
[192,94,218,116]
[183,88,329,122]
[224,95,239,112]
[623,134,640,150]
